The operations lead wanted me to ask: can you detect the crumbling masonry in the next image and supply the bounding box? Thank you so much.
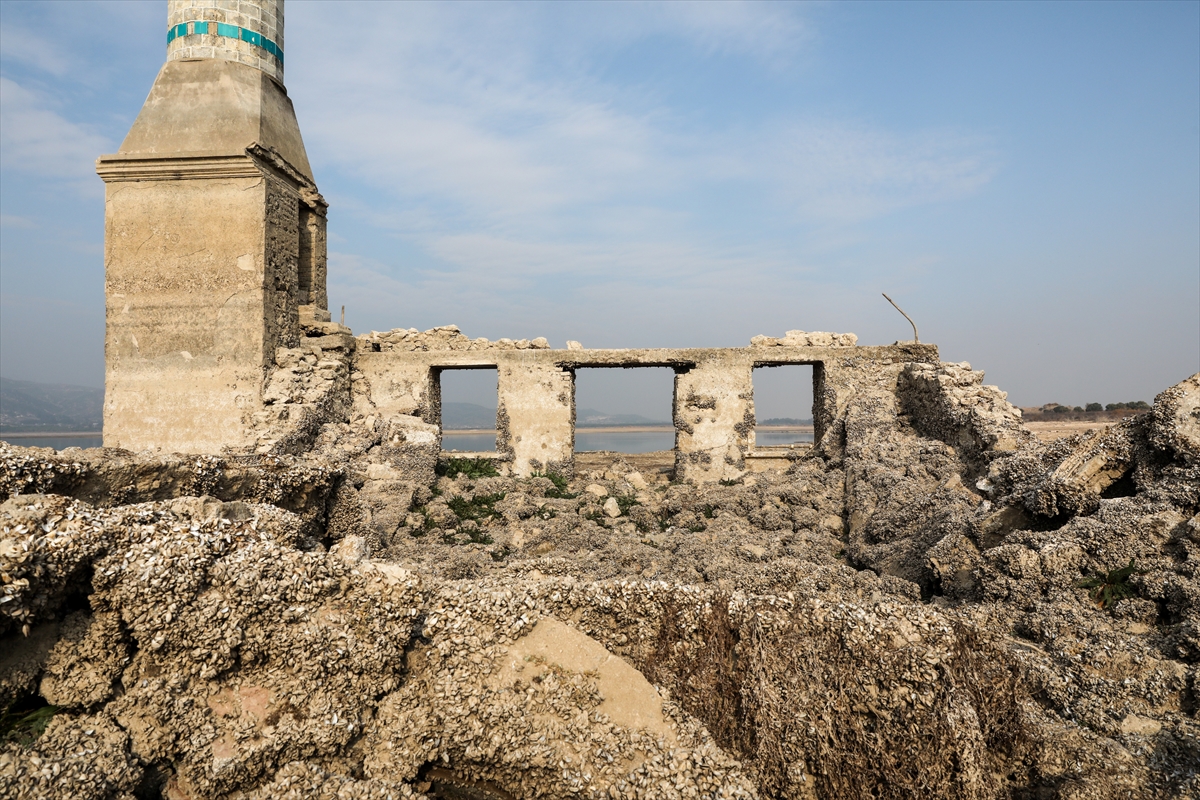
[4,2,1198,799]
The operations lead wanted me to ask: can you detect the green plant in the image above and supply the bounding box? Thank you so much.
[615,493,640,515]
[531,470,577,499]
[447,492,506,524]
[437,457,499,479]
[1075,559,1146,608]
[407,510,437,538]
[444,528,494,546]
[581,506,605,523]
[1,703,60,748]
[718,478,740,487]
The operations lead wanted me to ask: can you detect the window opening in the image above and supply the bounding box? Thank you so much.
[752,364,815,450]
[439,368,499,454]
[573,368,675,454]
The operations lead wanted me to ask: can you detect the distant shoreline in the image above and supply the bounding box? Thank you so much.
[443,425,815,435]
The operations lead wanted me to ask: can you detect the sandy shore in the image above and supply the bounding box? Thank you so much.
[1024,420,1114,441]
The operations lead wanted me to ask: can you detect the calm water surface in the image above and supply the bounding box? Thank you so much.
[442,428,813,454]
[2,435,103,451]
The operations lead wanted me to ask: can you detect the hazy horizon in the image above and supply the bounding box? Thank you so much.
[1,1,1196,416]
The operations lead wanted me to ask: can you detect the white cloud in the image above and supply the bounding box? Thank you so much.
[774,122,999,222]
[0,77,112,185]
[290,3,993,242]
[0,25,69,76]
[638,0,812,63]
[0,214,37,229]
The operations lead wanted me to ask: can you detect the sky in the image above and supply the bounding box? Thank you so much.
[1,0,1197,419]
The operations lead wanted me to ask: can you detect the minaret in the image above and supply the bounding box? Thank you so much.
[97,0,328,453]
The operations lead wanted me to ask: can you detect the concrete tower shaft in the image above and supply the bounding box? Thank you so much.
[167,0,285,83]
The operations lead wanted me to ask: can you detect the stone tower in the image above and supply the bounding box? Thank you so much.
[97,0,328,453]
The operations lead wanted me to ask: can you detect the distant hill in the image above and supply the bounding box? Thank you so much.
[442,402,498,429]
[758,417,813,426]
[0,377,103,432]
[441,402,669,429]
[576,408,669,427]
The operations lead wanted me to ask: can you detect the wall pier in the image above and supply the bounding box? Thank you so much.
[673,360,755,483]
[497,362,576,477]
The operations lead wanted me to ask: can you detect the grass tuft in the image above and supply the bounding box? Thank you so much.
[1,702,60,749]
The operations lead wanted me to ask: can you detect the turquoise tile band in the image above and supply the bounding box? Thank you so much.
[167,21,283,64]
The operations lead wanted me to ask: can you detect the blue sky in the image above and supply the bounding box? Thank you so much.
[1,0,1197,417]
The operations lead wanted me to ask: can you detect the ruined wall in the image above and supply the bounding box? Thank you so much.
[349,328,939,483]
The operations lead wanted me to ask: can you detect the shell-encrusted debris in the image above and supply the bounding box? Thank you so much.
[360,326,551,352]
[0,372,1196,799]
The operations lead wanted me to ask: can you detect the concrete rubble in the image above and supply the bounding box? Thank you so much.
[2,366,1197,799]
[365,325,552,353]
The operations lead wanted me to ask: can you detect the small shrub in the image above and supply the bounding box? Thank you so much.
[437,457,499,479]
[615,493,640,515]
[1085,402,1103,412]
[447,493,506,524]
[719,478,740,487]
[1076,559,1146,608]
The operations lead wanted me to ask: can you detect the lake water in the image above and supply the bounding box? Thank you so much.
[442,428,814,454]
[1,434,103,451]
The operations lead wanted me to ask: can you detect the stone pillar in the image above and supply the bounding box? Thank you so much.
[97,0,327,453]
[497,363,575,478]
[673,359,754,483]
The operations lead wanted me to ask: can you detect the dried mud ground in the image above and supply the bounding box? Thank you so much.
[1,367,1198,800]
